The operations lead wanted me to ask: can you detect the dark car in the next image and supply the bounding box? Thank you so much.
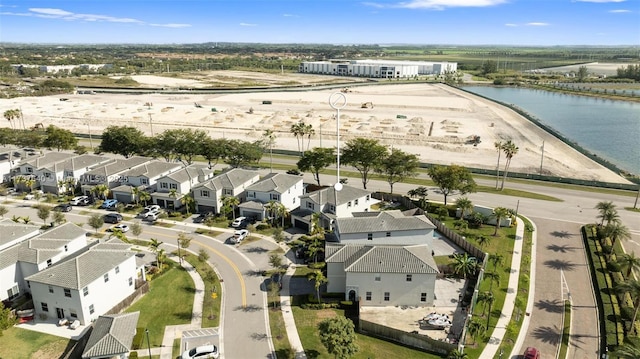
[103,213,123,224]
[271,272,283,289]
[193,212,213,223]
[54,203,72,212]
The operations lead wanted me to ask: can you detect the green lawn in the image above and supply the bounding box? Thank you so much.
[181,253,222,328]
[0,326,71,359]
[126,263,195,347]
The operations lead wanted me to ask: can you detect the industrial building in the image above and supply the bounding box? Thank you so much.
[298,59,457,78]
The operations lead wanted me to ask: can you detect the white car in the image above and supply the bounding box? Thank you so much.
[143,209,161,221]
[108,224,129,233]
[144,204,160,212]
[69,196,88,205]
[181,345,219,359]
[231,229,249,244]
[231,216,247,228]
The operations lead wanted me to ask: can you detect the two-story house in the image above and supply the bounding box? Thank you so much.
[239,173,304,220]
[82,311,140,359]
[11,152,75,191]
[325,210,439,306]
[0,146,23,183]
[290,185,379,233]
[79,156,150,196]
[152,164,214,209]
[26,240,138,325]
[192,168,260,214]
[0,221,88,303]
[36,154,112,194]
[110,161,183,204]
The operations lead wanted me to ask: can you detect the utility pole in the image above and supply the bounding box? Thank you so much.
[539,141,545,174]
[148,113,154,137]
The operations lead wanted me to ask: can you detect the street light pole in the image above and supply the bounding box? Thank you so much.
[145,328,152,358]
[329,93,347,216]
[148,114,154,137]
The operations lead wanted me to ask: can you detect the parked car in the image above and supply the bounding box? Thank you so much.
[181,345,219,359]
[143,204,160,212]
[69,196,88,205]
[231,216,247,228]
[103,213,123,224]
[54,203,73,212]
[271,272,283,289]
[23,190,43,200]
[107,223,129,233]
[144,210,162,222]
[523,347,540,359]
[231,229,249,244]
[100,199,118,209]
[193,212,214,223]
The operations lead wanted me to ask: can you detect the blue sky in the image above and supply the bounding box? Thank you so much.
[1,0,639,45]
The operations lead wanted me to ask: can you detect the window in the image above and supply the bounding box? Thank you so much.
[129,277,133,286]
[7,285,19,300]
[421,293,427,302]
[201,190,210,197]
[406,274,413,282]
[26,167,33,173]
[367,233,373,241]
[46,259,52,267]
[306,202,315,210]
[329,204,335,213]
[141,178,148,185]
[89,304,94,314]
[48,286,54,294]
[64,289,71,298]
[247,191,255,198]
[83,287,89,296]
[347,201,352,207]
[160,182,168,189]
[374,273,381,281]
[366,195,370,201]
[41,302,49,312]
[386,232,391,237]
[170,183,177,189]
[115,266,120,274]
[354,199,359,206]
[104,273,109,282]
[384,292,390,301]
[270,193,280,201]
[70,310,77,318]
[365,292,372,301]
[64,245,68,252]
[223,189,233,196]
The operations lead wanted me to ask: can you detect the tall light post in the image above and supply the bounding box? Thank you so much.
[145,328,152,358]
[148,113,154,137]
[329,92,346,215]
[87,122,93,149]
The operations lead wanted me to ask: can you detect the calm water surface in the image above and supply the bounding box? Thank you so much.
[462,86,640,175]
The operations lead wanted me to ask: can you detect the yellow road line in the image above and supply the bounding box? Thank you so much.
[144,229,247,307]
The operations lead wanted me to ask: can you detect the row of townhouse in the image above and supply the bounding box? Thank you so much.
[0,220,143,326]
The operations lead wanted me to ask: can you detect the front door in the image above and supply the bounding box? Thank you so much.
[56,307,64,319]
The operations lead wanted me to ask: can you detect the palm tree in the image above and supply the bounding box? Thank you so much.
[484,271,500,292]
[407,186,429,210]
[132,187,141,206]
[493,141,504,190]
[92,184,109,200]
[447,349,469,359]
[138,191,151,207]
[595,201,617,226]
[598,208,621,227]
[614,340,640,359]
[307,236,325,264]
[180,193,195,216]
[290,122,306,155]
[490,253,504,271]
[307,270,328,303]
[618,253,640,278]
[3,109,19,130]
[466,319,483,345]
[455,196,473,219]
[476,235,491,250]
[168,189,178,209]
[452,253,477,279]
[149,238,164,270]
[262,129,276,173]
[477,291,494,317]
[221,195,240,220]
[303,123,315,152]
[605,222,631,247]
[499,140,518,190]
[616,280,640,334]
[491,207,511,236]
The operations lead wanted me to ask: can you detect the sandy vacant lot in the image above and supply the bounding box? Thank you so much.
[1,73,629,184]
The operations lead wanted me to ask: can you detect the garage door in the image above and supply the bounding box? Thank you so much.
[294,219,309,232]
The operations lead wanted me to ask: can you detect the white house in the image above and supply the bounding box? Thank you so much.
[334,210,436,247]
[192,168,260,214]
[152,164,214,209]
[0,147,23,183]
[0,222,87,303]
[240,173,304,220]
[326,244,439,306]
[26,241,137,325]
[82,311,140,359]
[110,160,183,204]
[79,156,150,195]
[290,185,379,233]
[35,154,112,194]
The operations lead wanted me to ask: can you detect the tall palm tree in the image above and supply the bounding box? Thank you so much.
[221,195,240,220]
[262,129,277,173]
[310,212,325,237]
[455,196,473,219]
[303,123,315,152]
[132,187,141,206]
[605,222,631,247]
[484,271,500,292]
[616,280,640,335]
[138,191,151,206]
[476,291,494,317]
[491,207,511,236]
[598,208,621,227]
[452,253,477,279]
[407,186,429,210]
[490,253,504,271]
[618,253,640,278]
[290,122,306,155]
[307,270,328,303]
[500,140,519,190]
[180,193,195,216]
[595,201,616,226]
[3,109,19,130]
[149,238,164,270]
[307,236,325,264]
[466,319,483,345]
[614,340,640,359]
[494,141,504,190]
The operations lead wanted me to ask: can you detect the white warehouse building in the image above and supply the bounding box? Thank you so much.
[298,59,457,78]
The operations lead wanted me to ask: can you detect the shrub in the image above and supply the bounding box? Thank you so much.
[129,352,138,359]
[131,327,145,349]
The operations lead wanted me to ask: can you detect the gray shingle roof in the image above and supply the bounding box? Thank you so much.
[82,311,140,358]
[21,152,75,168]
[83,156,149,178]
[302,185,372,206]
[336,210,435,234]
[121,160,182,178]
[0,219,40,249]
[26,243,134,289]
[164,164,212,183]
[42,154,110,173]
[196,168,258,191]
[246,173,302,193]
[327,244,438,274]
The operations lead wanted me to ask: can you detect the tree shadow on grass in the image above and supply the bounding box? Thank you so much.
[181,286,196,294]
[174,311,193,321]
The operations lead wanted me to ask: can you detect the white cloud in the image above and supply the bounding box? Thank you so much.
[505,23,517,27]
[282,14,299,17]
[150,23,192,28]
[391,0,509,10]
[526,22,549,26]
[240,22,258,27]
[609,9,631,12]
[574,0,626,3]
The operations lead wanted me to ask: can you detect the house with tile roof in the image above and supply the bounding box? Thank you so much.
[35,154,112,194]
[81,311,140,359]
[152,164,214,209]
[239,172,304,220]
[325,243,439,306]
[192,168,260,214]
[79,156,150,195]
[82,312,140,359]
[290,184,379,233]
[26,240,138,325]
[110,160,183,204]
[0,222,88,303]
[334,210,436,247]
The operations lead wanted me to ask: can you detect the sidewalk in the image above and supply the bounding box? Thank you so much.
[280,249,308,359]
[478,217,530,359]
